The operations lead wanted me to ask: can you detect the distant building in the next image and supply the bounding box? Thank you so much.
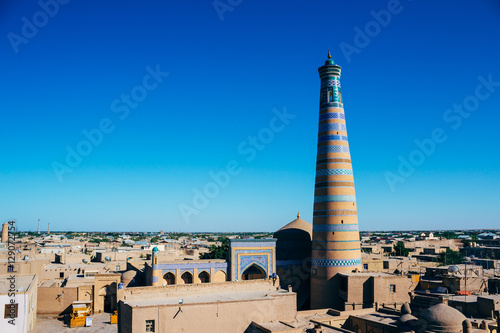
[0,274,38,333]
[1,223,8,243]
[417,232,439,241]
[477,232,499,240]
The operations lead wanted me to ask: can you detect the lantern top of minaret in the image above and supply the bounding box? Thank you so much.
[325,50,335,65]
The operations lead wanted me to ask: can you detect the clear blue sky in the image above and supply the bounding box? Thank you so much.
[1,0,499,232]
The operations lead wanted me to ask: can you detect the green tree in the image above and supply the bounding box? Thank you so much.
[438,249,465,265]
[132,235,146,242]
[435,231,456,239]
[199,237,230,259]
[393,241,409,256]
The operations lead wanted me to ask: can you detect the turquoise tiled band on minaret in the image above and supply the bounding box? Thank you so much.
[311,51,362,308]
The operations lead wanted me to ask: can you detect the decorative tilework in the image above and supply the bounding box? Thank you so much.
[313,214,357,217]
[233,249,273,255]
[180,268,194,276]
[314,195,356,203]
[321,79,341,87]
[313,209,357,213]
[318,135,348,143]
[232,249,273,281]
[320,102,343,109]
[317,145,350,154]
[316,169,353,177]
[312,57,362,293]
[154,262,227,270]
[318,123,347,133]
[313,224,359,232]
[230,240,276,282]
[319,112,345,121]
[230,240,277,248]
[240,255,268,276]
[152,276,158,283]
[311,258,362,267]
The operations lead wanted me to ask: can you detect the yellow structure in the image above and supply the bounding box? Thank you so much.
[69,301,92,328]
[110,310,118,324]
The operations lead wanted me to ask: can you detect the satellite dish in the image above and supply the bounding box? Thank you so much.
[448,266,459,274]
[82,259,88,263]
[105,256,111,261]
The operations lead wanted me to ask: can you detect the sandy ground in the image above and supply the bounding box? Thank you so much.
[34,313,118,333]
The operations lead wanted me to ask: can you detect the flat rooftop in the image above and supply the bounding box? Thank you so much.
[449,295,478,303]
[478,294,500,301]
[44,263,105,269]
[339,272,402,277]
[0,274,36,294]
[124,289,290,307]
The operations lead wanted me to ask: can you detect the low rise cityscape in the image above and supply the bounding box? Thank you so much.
[2,222,500,332]
[2,1,499,333]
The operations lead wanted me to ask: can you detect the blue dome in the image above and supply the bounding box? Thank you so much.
[324,50,335,65]
[152,246,159,253]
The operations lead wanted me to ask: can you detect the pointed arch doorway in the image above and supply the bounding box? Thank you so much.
[241,264,266,280]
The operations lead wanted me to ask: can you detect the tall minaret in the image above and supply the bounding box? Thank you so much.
[38,219,40,234]
[1,222,8,243]
[310,51,362,309]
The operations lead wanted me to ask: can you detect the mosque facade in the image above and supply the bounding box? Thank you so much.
[148,239,276,286]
